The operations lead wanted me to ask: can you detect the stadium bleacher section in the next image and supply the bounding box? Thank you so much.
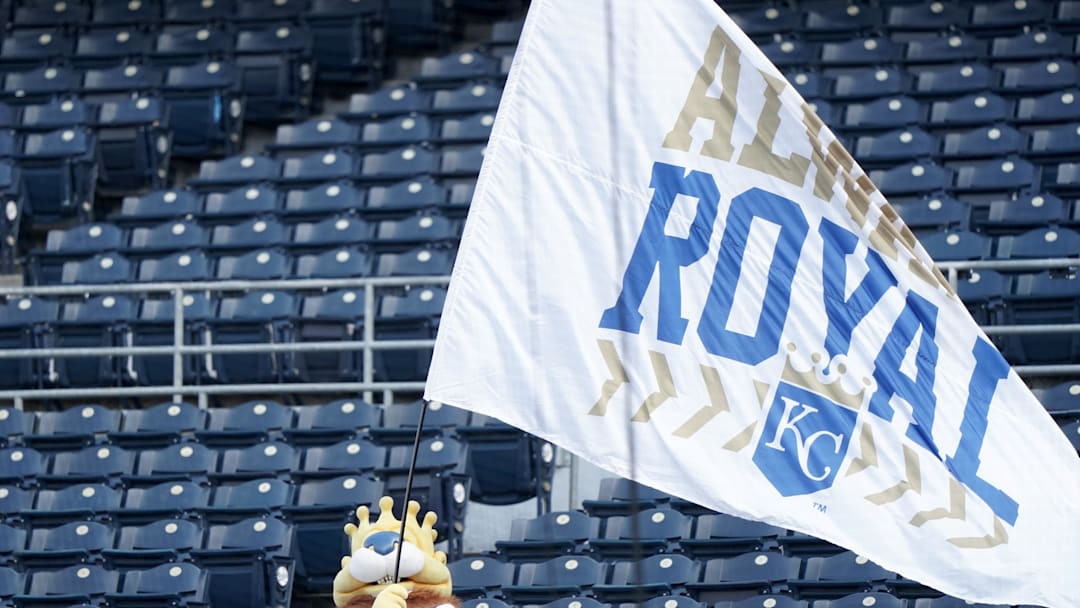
[0,0,1074,607]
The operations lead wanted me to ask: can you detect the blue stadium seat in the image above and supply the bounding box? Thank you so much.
[207,292,296,384]
[1039,380,1080,421]
[286,398,380,445]
[687,551,801,603]
[927,92,1010,127]
[430,81,502,115]
[137,250,212,282]
[785,70,828,99]
[206,477,293,521]
[198,399,295,446]
[941,124,1025,159]
[503,554,605,604]
[304,0,386,85]
[0,404,35,445]
[820,37,901,66]
[215,441,295,481]
[495,510,596,562]
[116,189,200,223]
[272,118,360,152]
[460,599,514,608]
[489,17,524,46]
[282,182,364,217]
[919,230,993,261]
[92,0,161,25]
[582,477,676,518]
[830,68,906,100]
[235,0,307,22]
[910,598,1013,608]
[52,294,137,387]
[152,25,232,67]
[210,216,289,251]
[379,435,470,546]
[44,445,135,487]
[292,215,370,250]
[891,194,970,233]
[904,34,986,63]
[761,38,820,68]
[361,114,435,149]
[33,221,126,284]
[162,60,244,157]
[79,64,163,101]
[979,192,1067,233]
[2,65,78,104]
[28,403,121,450]
[280,149,358,184]
[593,554,697,603]
[347,84,430,119]
[202,183,280,218]
[1001,272,1080,364]
[992,30,1070,60]
[371,285,445,381]
[1002,59,1078,93]
[18,127,99,224]
[0,30,72,70]
[458,415,556,508]
[366,175,447,213]
[842,97,922,130]
[727,6,802,36]
[804,3,881,35]
[681,513,786,559]
[439,112,495,144]
[16,520,112,568]
[92,94,170,191]
[291,289,366,383]
[0,446,45,485]
[18,98,91,132]
[164,0,237,23]
[953,156,1036,192]
[74,29,152,68]
[294,246,370,278]
[105,519,202,567]
[418,49,500,86]
[0,159,22,272]
[868,161,952,196]
[1029,122,1080,159]
[109,562,210,607]
[372,213,460,251]
[215,248,291,280]
[957,268,1008,327]
[0,296,60,389]
[971,0,1051,30]
[131,442,217,486]
[14,0,91,29]
[446,556,515,600]
[439,144,484,176]
[793,552,895,600]
[296,438,386,479]
[913,64,999,96]
[234,23,315,121]
[815,593,905,608]
[852,128,937,165]
[0,523,25,564]
[26,483,123,524]
[191,516,295,608]
[1015,89,1080,124]
[131,293,215,386]
[16,564,118,607]
[111,401,207,448]
[371,400,469,445]
[194,153,279,189]
[374,246,455,276]
[588,507,692,559]
[996,227,1080,259]
[58,252,133,285]
[360,146,439,182]
[1060,419,1080,452]
[887,2,967,30]
[120,481,211,524]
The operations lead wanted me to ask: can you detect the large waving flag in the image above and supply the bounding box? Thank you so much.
[425,1,1080,605]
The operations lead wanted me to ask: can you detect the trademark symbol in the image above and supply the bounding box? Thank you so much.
[813,502,827,513]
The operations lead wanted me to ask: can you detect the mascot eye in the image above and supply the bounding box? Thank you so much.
[348,547,389,583]
[395,541,425,579]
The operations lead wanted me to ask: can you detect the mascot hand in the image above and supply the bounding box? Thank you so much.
[372,583,410,608]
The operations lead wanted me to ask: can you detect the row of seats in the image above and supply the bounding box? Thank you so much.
[851,123,1080,166]
[866,157,1080,195]
[455,594,1034,608]
[730,1,1080,36]
[0,561,213,607]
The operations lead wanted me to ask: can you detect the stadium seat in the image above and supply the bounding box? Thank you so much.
[286,398,380,445]
[1039,380,1080,421]
[235,0,307,22]
[3,65,79,104]
[215,441,296,481]
[194,153,279,189]
[495,510,597,562]
[1001,271,1080,364]
[956,269,1008,326]
[439,112,495,144]
[16,520,113,568]
[164,0,237,23]
[119,481,212,524]
[80,64,164,101]
[108,562,210,607]
[460,599,514,608]
[727,6,802,36]
[104,519,202,567]
[582,477,677,518]
[914,64,999,96]
[296,438,386,479]
[852,128,937,166]
[927,92,1010,127]
[588,507,692,559]
[128,219,208,253]
[347,84,430,119]
[910,597,1014,608]
[282,181,365,218]
[991,30,1071,60]
[830,67,907,100]
[202,183,281,219]
[953,156,1036,192]
[971,0,1051,30]
[208,292,295,383]
[0,523,25,564]
[199,399,295,447]
[593,553,697,602]
[941,124,1025,159]
[361,114,436,149]
[418,49,500,86]
[73,29,153,69]
[979,192,1067,233]
[841,97,922,130]
[1015,89,1080,124]
[0,160,24,273]
[0,30,72,71]
[378,436,471,545]
[0,404,35,445]
[293,246,370,279]
[110,401,207,448]
[372,285,443,382]
[292,289,366,383]
[27,403,121,450]
[57,252,133,285]
[162,61,244,157]
[210,216,289,251]
[131,293,215,386]
[0,296,58,389]
[137,250,212,282]
[14,1,91,29]
[366,175,447,213]
[919,230,993,262]
[686,551,802,603]
[16,564,118,607]
[94,95,172,193]
[996,227,1080,259]
[131,442,217,486]
[1060,419,1080,452]
[761,38,819,67]
[374,246,455,277]
[17,127,99,224]
[503,554,605,604]
[152,25,233,67]
[430,81,503,115]
[1028,122,1080,159]
[446,555,516,599]
[679,513,786,559]
[457,415,555,508]
[360,146,439,182]
[206,477,294,521]
[44,444,135,487]
[273,118,360,152]
[116,189,200,223]
[814,593,905,608]
[804,3,882,35]
[439,145,485,176]
[0,446,45,485]
[1002,60,1077,93]
[540,600,610,608]
[904,34,986,63]
[371,400,469,446]
[305,0,387,85]
[215,248,291,280]
[0,486,32,520]
[51,294,137,388]
[234,23,315,121]
[891,194,970,234]
[25,483,123,525]
[33,222,126,285]
[280,149,359,184]
[191,516,295,608]
[18,98,92,132]
[92,0,161,25]
[792,552,895,600]
[785,71,827,99]
[292,215,371,250]
[868,161,952,196]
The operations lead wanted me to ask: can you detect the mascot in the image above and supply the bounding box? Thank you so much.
[333,495,460,608]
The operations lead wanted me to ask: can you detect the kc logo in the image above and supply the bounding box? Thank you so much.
[753,382,857,497]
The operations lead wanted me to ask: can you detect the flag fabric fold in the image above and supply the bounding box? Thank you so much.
[425,2,1080,605]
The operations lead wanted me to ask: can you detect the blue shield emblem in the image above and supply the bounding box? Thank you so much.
[753,382,857,496]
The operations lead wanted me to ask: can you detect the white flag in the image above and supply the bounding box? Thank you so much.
[425,1,1080,605]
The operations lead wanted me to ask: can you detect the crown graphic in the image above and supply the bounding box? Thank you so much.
[780,343,873,411]
[345,496,440,556]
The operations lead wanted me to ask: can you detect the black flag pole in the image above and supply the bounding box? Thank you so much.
[392,399,430,583]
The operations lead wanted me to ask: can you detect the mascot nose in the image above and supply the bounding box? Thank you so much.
[362,531,401,556]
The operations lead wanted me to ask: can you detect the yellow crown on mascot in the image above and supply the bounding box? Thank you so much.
[333,495,459,608]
